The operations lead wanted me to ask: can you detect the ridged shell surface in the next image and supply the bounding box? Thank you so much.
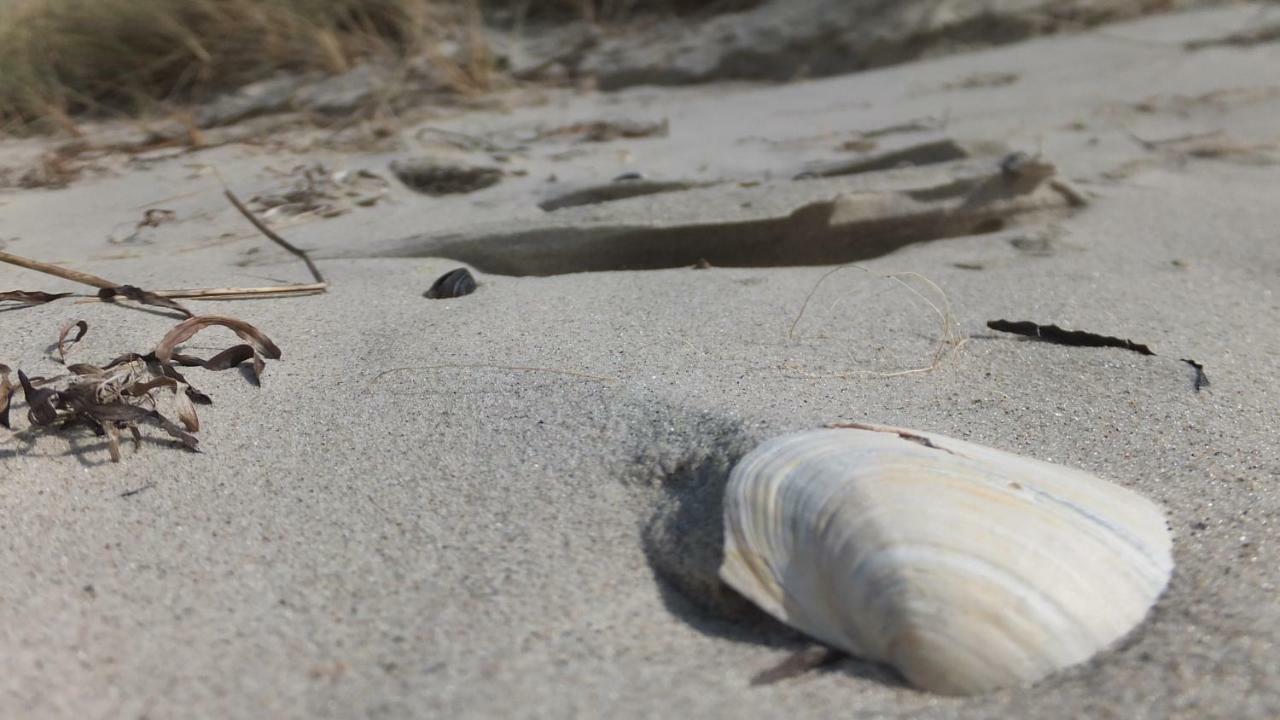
[720,423,1173,695]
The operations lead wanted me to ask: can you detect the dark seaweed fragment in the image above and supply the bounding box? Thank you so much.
[1181,358,1210,392]
[986,320,1155,356]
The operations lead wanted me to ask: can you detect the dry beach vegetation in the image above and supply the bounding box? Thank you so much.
[0,0,745,131]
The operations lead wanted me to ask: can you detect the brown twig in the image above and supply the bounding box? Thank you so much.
[0,250,119,289]
[223,189,326,285]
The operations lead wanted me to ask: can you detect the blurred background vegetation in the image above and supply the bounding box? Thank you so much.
[0,0,753,131]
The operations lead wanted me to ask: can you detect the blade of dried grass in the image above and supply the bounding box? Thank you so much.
[3,243,322,309]
[788,264,860,341]
[100,421,125,462]
[149,410,200,452]
[250,351,265,386]
[0,363,12,429]
[156,316,281,362]
[1,290,75,305]
[174,386,199,431]
[155,283,328,300]
[171,344,254,371]
[56,319,88,363]
[75,284,328,305]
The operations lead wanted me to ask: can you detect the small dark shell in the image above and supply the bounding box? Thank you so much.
[424,268,478,299]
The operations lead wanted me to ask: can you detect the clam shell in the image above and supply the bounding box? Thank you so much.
[720,422,1173,695]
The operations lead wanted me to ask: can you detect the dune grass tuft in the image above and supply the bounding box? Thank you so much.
[0,0,455,131]
[0,0,744,133]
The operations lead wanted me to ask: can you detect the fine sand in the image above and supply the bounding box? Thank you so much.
[1,5,1279,718]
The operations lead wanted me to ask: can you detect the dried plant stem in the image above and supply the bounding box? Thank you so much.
[155,283,328,300]
[0,250,119,289]
[74,285,326,306]
[224,189,326,285]
[73,282,327,307]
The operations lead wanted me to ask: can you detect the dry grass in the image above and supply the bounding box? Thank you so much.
[507,0,758,22]
[0,0,742,133]
[784,264,967,380]
[0,0,458,131]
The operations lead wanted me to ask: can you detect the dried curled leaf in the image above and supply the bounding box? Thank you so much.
[58,384,199,458]
[102,352,151,370]
[174,385,200,431]
[171,344,255,371]
[0,363,12,429]
[56,319,88,363]
[18,370,60,425]
[5,313,278,461]
[98,285,192,317]
[66,363,106,377]
[0,290,73,305]
[121,377,179,396]
[156,363,212,404]
[155,316,280,384]
[155,316,280,361]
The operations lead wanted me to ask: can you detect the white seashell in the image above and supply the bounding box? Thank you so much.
[720,422,1173,695]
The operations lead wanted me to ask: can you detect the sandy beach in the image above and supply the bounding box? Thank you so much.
[2,4,1279,718]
